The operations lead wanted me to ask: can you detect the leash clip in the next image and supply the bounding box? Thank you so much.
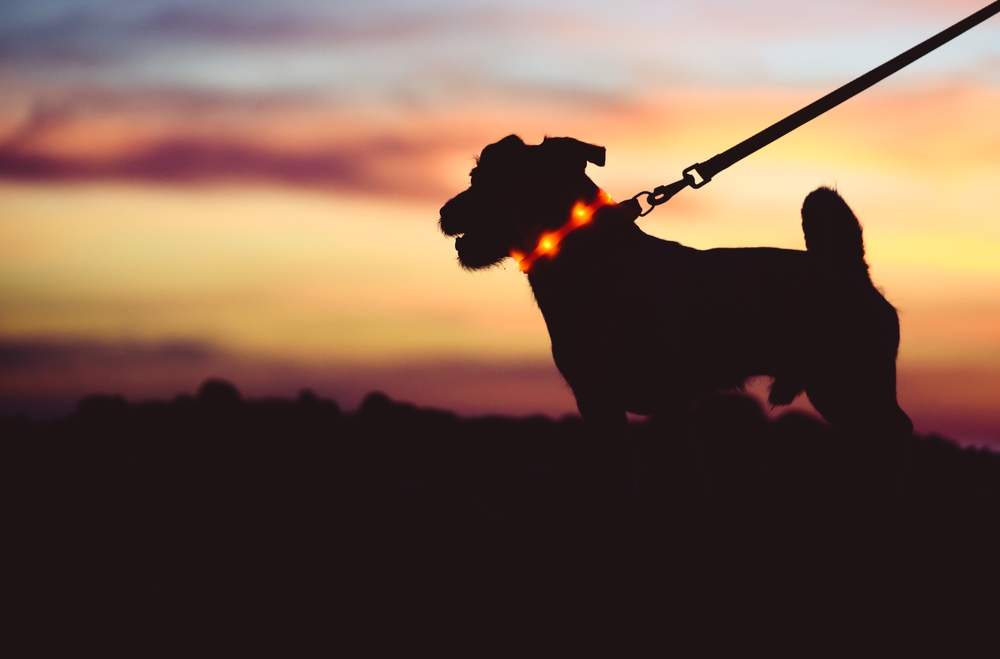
[630,190,654,217]
[632,169,697,217]
[683,163,712,189]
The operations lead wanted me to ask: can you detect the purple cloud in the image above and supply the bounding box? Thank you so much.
[0,338,214,372]
[0,132,455,199]
[0,2,526,65]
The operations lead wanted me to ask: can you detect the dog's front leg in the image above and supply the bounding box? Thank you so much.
[573,389,636,507]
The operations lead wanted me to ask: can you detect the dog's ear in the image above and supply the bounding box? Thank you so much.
[541,137,606,167]
[478,134,526,164]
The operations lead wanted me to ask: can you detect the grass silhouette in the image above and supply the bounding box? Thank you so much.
[3,379,998,651]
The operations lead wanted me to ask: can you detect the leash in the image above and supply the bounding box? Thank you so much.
[633,0,1000,217]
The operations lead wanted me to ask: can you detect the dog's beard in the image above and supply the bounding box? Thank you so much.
[454,233,509,270]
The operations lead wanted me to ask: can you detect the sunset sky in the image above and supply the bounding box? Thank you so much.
[2,0,998,446]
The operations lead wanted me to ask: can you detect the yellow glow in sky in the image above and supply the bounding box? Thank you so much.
[0,183,551,364]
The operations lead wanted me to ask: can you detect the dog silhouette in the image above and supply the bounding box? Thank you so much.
[440,135,912,479]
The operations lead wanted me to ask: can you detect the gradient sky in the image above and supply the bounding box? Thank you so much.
[2,0,999,446]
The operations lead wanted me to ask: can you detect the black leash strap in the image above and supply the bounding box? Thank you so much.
[634,0,1000,216]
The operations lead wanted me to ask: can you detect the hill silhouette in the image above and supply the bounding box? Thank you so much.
[3,379,998,651]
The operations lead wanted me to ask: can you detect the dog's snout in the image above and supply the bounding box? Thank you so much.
[440,209,462,238]
[439,197,456,218]
[439,191,472,237]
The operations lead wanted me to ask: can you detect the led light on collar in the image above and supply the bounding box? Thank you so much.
[512,189,614,273]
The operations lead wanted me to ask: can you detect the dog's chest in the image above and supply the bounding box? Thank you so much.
[527,222,672,359]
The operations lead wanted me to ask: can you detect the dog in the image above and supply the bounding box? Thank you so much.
[439,135,912,478]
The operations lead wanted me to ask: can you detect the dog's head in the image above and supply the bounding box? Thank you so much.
[439,135,606,270]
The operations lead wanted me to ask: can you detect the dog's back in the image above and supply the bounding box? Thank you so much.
[635,186,882,366]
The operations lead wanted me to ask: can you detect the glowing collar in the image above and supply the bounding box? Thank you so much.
[510,189,615,273]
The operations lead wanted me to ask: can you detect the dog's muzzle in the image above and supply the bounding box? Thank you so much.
[439,191,474,237]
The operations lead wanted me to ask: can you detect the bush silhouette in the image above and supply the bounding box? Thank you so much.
[3,381,998,650]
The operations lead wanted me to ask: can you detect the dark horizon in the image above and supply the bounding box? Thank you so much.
[3,359,998,451]
[6,377,1000,649]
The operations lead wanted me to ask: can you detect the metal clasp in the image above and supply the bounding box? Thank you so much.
[683,164,711,189]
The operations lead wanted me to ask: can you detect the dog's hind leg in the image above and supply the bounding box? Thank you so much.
[805,363,912,502]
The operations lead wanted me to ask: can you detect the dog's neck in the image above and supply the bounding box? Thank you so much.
[510,188,620,273]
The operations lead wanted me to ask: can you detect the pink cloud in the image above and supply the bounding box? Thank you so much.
[0,81,641,198]
[0,136,453,199]
[0,91,473,199]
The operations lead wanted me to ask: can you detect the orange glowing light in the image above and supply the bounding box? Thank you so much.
[512,189,614,273]
[571,202,592,227]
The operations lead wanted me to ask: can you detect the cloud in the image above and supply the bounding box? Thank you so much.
[4,77,998,199]
[0,338,214,371]
[0,78,647,196]
[0,136,453,199]
[0,2,533,65]
[134,5,525,45]
[0,91,465,199]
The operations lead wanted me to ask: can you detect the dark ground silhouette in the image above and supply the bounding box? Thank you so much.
[3,379,998,652]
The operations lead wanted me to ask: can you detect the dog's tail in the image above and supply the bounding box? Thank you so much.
[801,187,869,277]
